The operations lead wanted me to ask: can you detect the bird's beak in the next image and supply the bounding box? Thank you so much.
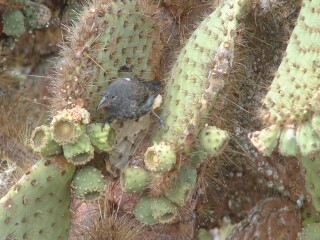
[96,96,109,110]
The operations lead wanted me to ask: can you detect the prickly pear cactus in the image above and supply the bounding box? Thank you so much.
[51,0,162,122]
[249,0,320,157]
[0,156,75,240]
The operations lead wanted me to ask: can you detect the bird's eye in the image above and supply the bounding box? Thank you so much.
[111,95,116,99]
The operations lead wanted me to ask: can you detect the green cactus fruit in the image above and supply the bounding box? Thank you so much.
[164,165,197,206]
[300,156,320,212]
[51,106,89,145]
[120,167,149,193]
[3,9,26,37]
[298,223,320,240]
[30,125,62,157]
[22,2,51,29]
[72,166,106,201]
[154,0,248,147]
[249,124,281,156]
[144,142,176,172]
[311,114,320,136]
[278,126,299,157]
[63,134,94,165]
[190,150,208,168]
[51,0,162,122]
[134,196,158,225]
[151,197,178,224]
[296,121,320,157]
[198,126,230,157]
[86,123,116,152]
[0,156,75,239]
[197,229,212,240]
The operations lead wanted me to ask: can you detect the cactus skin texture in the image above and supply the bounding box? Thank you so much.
[198,126,230,157]
[144,142,176,173]
[51,0,162,122]
[164,165,197,206]
[120,167,149,193]
[250,0,320,157]
[72,166,106,201]
[0,156,75,240]
[2,9,26,37]
[154,0,248,147]
[133,196,158,225]
[63,134,95,165]
[30,125,62,157]
[298,223,320,240]
[86,123,116,152]
[2,1,51,37]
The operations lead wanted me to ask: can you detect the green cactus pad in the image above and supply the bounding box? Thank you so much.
[154,0,248,147]
[298,223,320,240]
[86,123,116,152]
[22,2,51,29]
[51,106,89,145]
[72,166,106,201]
[311,114,320,136]
[296,121,320,157]
[51,0,162,122]
[30,125,62,157]
[134,196,158,225]
[198,126,230,157]
[300,156,320,212]
[249,124,281,156]
[190,150,208,168]
[3,9,26,37]
[278,126,299,157]
[120,167,149,193]
[164,165,197,206]
[63,134,94,165]
[0,156,75,239]
[151,197,178,224]
[144,142,176,172]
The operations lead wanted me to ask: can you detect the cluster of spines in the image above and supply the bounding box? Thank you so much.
[250,0,320,157]
[0,156,75,239]
[50,0,162,122]
[2,1,51,37]
[30,106,116,165]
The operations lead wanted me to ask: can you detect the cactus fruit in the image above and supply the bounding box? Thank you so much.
[120,167,149,193]
[250,0,320,157]
[51,0,162,122]
[51,106,89,145]
[133,196,158,225]
[2,9,26,37]
[86,123,116,152]
[198,126,230,157]
[278,126,299,157]
[154,0,248,146]
[164,165,197,206]
[298,223,320,240]
[0,156,75,239]
[63,134,95,165]
[249,124,281,156]
[144,142,176,173]
[72,166,106,201]
[296,121,320,157]
[151,197,178,224]
[30,125,62,157]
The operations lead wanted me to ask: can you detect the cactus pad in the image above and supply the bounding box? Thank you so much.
[120,167,149,193]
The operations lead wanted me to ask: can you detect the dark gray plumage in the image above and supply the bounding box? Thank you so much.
[97,78,161,123]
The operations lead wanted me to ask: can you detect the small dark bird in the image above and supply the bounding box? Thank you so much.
[96,78,161,123]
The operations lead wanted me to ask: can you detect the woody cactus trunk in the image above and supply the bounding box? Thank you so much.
[2,0,320,239]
